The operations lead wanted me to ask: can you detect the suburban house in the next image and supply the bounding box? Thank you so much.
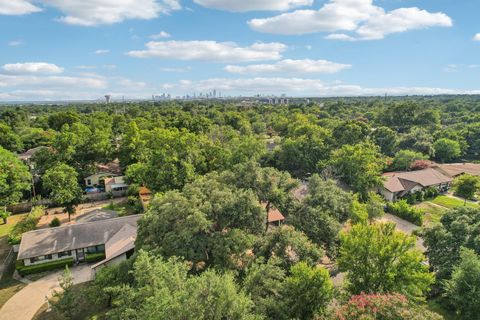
[267,207,285,227]
[380,163,480,201]
[84,172,118,189]
[17,215,141,268]
[104,176,129,193]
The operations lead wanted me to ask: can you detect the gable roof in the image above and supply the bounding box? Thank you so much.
[18,215,142,260]
[382,168,452,193]
[431,163,480,178]
[91,224,137,269]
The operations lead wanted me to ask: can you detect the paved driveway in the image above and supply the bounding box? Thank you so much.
[379,213,425,251]
[0,264,92,320]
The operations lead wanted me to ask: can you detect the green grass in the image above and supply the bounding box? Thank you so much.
[103,201,137,216]
[431,195,479,210]
[0,213,29,238]
[0,252,26,309]
[415,202,447,227]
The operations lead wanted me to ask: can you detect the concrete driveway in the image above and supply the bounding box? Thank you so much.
[0,264,92,320]
[379,213,425,251]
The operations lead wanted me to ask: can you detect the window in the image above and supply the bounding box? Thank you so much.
[87,179,92,185]
[58,250,71,258]
[87,245,105,253]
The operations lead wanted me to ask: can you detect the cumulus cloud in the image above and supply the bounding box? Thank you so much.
[193,0,313,12]
[127,41,287,62]
[1,62,64,75]
[1,0,181,26]
[248,0,452,40]
[0,0,41,15]
[474,34,480,41]
[224,59,351,75]
[150,31,171,39]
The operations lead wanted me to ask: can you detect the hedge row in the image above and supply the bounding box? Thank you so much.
[386,200,425,226]
[85,252,105,262]
[17,257,74,276]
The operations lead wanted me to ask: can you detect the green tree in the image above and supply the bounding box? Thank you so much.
[136,174,264,271]
[453,174,480,205]
[423,207,480,280]
[433,138,461,163]
[444,248,480,320]
[106,251,260,320]
[371,126,398,156]
[0,146,32,207]
[282,262,333,320]
[329,142,386,199]
[42,163,82,221]
[52,266,79,319]
[255,225,323,271]
[391,149,427,171]
[0,122,23,152]
[0,209,11,224]
[338,223,434,298]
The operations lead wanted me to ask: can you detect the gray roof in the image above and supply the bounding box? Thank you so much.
[18,215,142,260]
[91,224,137,269]
[75,209,119,223]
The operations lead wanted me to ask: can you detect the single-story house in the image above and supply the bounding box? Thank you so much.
[84,172,118,188]
[381,168,452,201]
[430,163,480,178]
[91,223,137,274]
[104,176,129,193]
[17,215,141,267]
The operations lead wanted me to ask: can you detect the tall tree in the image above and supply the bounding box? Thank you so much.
[433,138,462,163]
[329,142,386,199]
[453,174,480,205]
[338,223,434,298]
[444,248,480,320]
[0,146,32,208]
[391,149,427,171]
[42,163,82,221]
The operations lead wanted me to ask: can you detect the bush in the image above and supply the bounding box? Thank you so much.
[49,217,61,227]
[17,257,74,276]
[8,206,45,245]
[424,187,439,199]
[86,252,105,262]
[324,292,442,320]
[387,200,424,226]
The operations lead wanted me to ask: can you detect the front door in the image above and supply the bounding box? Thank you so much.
[76,249,85,262]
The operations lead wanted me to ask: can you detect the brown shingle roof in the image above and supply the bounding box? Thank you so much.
[382,168,452,193]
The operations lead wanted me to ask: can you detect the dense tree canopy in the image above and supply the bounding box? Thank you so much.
[0,146,32,207]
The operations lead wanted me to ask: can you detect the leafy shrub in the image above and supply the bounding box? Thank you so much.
[323,293,442,320]
[424,187,439,199]
[49,217,61,227]
[8,206,45,245]
[387,200,424,226]
[16,257,74,276]
[86,252,106,262]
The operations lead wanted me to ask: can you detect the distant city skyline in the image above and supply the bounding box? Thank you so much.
[1,0,480,101]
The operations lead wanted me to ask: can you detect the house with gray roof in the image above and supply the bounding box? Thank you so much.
[17,215,141,267]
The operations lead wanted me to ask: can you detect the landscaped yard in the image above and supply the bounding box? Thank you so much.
[431,195,479,209]
[0,252,26,309]
[0,213,29,239]
[415,202,447,227]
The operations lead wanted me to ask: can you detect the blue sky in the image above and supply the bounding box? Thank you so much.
[0,0,479,101]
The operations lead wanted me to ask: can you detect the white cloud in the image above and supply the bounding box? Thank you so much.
[40,0,181,26]
[474,34,480,41]
[95,49,110,54]
[0,0,41,15]
[443,64,457,73]
[1,62,64,74]
[1,0,181,25]
[0,74,106,89]
[162,77,480,97]
[248,0,452,40]
[103,64,117,69]
[8,40,24,46]
[193,0,313,12]
[160,67,192,72]
[75,65,97,70]
[224,59,351,75]
[127,41,287,62]
[150,31,171,39]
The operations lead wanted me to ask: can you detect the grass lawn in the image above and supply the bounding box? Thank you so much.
[0,213,29,238]
[431,195,479,210]
[415,202,447,227]
[0,252,26,309]
[103,200,138,216]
